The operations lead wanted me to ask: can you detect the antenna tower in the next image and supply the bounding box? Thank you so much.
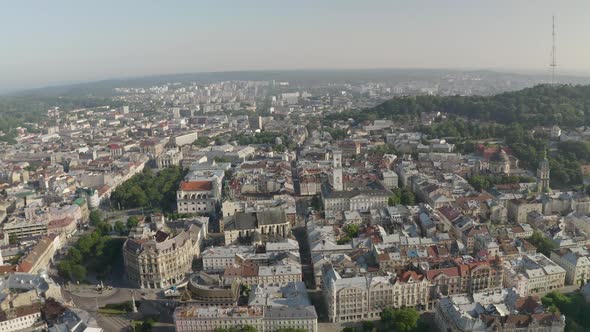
[550,16,557,85]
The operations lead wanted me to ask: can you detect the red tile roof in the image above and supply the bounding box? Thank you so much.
[399,271,424,282]
[48,217,75,229]
[241,264,258,277]
[0,265,18,275]
[438,206,460,221]
[179,181,213,191]
[18,234,57,273]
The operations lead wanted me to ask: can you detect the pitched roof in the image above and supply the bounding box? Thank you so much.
[399,271,424,283]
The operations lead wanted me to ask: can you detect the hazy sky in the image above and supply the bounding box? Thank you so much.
[2,0,590,91]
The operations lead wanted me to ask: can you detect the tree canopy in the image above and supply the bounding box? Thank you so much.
[527,231,558,256]
[380,307,420,332]
[542,291,590,330]
[324,84,590,189]
[388,187,416,206]
[89,209,102,226]
[327,84,590,128]
[57,225,123,281]
[110,166,186,212]
[468,174,536,191]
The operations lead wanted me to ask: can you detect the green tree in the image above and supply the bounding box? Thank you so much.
[97,222,112,235]
[89,209,102,226]
[343,224,360,238]
[388,188,402,206]
[542,291,590,330]
[70,264,87,281]
[136,317,155,332]
[67,248,82,264]
[110,166,186,212]
[114,221,126,235]
[381,307,419,332]
[77,235,94,255]
[380,307,395,330]
[57,261,72,279]
[400,188,416,206]
[127,216,140,229]
[310,195,322,211]
[361,320,376,332]
[527,231,558,256]
[8,234,18,245]
[337,236,351,245]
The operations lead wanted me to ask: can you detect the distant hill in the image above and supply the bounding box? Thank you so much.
[329,84,590,128]
[7,68,590,98]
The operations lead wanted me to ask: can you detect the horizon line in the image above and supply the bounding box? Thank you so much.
[4,66,590,97]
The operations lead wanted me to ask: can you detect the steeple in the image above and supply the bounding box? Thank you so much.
[332,150,343,191]
[537,152,550,193]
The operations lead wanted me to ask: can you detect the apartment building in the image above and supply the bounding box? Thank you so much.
[173,305,317,332]
[550,246,590,286]
[123,223,204,289]
[323,267,430,323]
[503,253,566,296]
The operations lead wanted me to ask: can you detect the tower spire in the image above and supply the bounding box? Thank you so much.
[550,16,557,85]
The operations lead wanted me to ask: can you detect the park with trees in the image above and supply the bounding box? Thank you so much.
[110,166,186,212]
[57,210,123,282]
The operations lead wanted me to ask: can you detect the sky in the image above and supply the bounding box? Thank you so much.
[1,0,590,91]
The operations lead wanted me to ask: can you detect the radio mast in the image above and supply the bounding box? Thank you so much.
[550,16,557,85]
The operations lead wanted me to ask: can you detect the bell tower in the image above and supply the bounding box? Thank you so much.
[332,150,343,191]
[537,153,550,193]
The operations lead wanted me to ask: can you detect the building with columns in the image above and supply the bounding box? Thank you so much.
[321,182,391,218]
[155,149,183,169]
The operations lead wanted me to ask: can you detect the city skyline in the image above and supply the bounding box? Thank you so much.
[2,0,590,91]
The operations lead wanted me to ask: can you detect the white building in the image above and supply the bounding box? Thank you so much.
[173,305,317,332]
[201,246,254,272]
[123,222,204,289]
[503,253,566,296]
[550,246,590,286]
[323,267,430,323]
[434,289,565,332]
[0,304,44,332]
[177,180,218,215]
[382,170,399,190]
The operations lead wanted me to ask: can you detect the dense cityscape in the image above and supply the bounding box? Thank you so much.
[1,71,590,332]
[2,2,590,332]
